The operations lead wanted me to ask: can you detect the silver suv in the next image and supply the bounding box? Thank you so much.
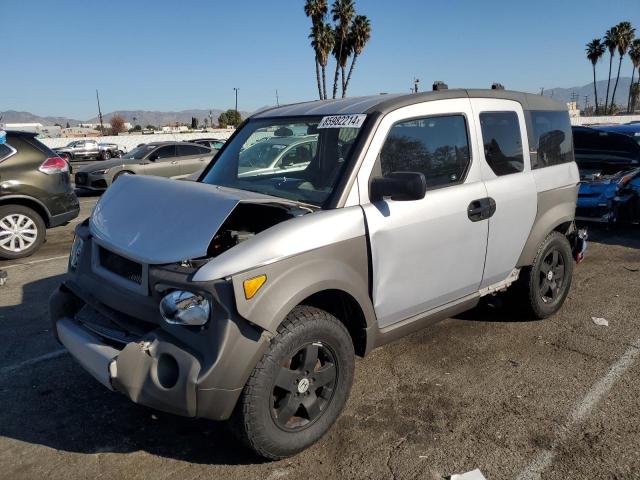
[51,90,583,459]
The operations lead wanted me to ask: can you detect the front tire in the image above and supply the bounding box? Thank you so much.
[0,205,46,260]
[101,150,111,160]
[518,231,574,319]
[232,306,355,460]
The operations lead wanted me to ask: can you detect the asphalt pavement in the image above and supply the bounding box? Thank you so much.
[0,196,639,480]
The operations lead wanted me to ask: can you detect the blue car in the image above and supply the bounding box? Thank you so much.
[573,126,640,223]
[594,123,640,145]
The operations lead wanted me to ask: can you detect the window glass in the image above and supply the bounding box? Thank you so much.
[529,111,574,168]
[197,145,210,154]
[177,144,201,156]
[202,118,363,207]
[0,144,13,161]
[379,115,471,189]
[479,111,524,175]
[280,141,316,167]
[155,145,176,159]
[573,129,639,158]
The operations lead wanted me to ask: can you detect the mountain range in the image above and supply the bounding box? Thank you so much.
[541,77,633,108]
[1,77,637,126]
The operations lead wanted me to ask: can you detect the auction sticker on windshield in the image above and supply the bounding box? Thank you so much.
[318,114,366,129]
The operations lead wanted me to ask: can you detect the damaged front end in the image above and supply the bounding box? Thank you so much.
[576,168,640,224]
[50,175,312,420]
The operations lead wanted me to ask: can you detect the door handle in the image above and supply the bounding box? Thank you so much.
[467,197,496,222]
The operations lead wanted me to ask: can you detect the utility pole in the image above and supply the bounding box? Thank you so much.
[209,110,213,130]
[233,87,239,127]
[540,87,545,96]
[413,78,420,93]
[276,89,280,107]
[96,89,104,135]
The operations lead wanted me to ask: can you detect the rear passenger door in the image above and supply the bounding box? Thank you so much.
[176,144,211,177]
[359,99,489,328]
[469,99,537,287]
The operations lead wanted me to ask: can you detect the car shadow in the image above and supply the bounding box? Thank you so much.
[0,274,265,467]
[452,293,540,323]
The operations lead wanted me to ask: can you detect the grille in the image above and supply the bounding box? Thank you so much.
[75,172,88,185]
[99,247,143,284]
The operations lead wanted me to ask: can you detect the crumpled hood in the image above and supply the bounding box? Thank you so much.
[90,175,278,264]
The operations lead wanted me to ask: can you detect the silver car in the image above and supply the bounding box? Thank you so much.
[238,135,317,176]
[74,141,212,190]
[52,90,584,460]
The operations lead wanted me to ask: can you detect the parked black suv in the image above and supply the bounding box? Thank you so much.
[0,130,79,259]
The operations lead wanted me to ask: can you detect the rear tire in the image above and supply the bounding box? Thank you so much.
[0,205,46,260]
[101,150,111,160]
[517,231,574,319]
[231,306,355,460]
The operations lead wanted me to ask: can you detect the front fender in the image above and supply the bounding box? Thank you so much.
[230,236,376,335]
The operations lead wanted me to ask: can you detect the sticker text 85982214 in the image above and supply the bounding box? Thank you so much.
[317,114,367,129]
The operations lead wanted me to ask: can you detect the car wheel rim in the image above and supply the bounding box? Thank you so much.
[270,341,338,432]
[539,248,565,303]
[0,214,38,253]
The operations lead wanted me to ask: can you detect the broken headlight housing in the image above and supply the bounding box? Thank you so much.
[159,290,210,326]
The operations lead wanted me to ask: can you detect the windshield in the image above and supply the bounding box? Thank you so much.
[122,144,156,160]
[201,116,365,207]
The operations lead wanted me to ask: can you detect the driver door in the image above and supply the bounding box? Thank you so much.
[358,99,489,327]
[145,145,180,178]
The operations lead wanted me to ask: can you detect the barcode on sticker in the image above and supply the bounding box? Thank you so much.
[317,114,366,129]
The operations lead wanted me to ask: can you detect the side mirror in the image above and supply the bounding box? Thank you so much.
[369,172,427,202]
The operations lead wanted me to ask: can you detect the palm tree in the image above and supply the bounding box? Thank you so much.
[630,82,640,113]
[627,39,640,112]
[330,0,355,99]
[586,39,605,114]
[305,0,328,100]
[343,15,371,97]
[332,26,352,98]
[609,22,636,114]
[316,23,335,99]
[603,27,618,115]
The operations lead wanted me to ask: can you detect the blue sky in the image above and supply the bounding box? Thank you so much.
[2,0,639,119]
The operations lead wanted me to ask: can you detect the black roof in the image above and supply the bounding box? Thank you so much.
[252,89,567,119]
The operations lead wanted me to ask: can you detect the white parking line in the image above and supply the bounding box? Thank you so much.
[516,339,640,480]
[1,254,69,270]
[0,349,67,377]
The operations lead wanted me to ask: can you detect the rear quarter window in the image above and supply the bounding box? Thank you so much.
[0,143,15,161]
[529,111,574,168]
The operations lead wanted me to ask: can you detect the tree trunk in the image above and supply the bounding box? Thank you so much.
[592,64,599,115]
[341,65,347,98]
[610,56,623,114]
[322,65,327,100]
[344,53,359,97]
[627,67,636,113]
[332,62,340,99]
[315,57,323,100]
[604,53,613,114]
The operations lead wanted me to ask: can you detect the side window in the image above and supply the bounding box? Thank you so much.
[529,111,574,168]
[281,142,313,166]
[196,145,210,155]
[479,111,524,175]
[379,115,471,190]
[176,144,201,156]
[0,143,14,161]
[155,145,176,159]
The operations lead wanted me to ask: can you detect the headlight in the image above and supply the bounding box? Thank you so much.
[69,236,84,270]
[159,290,210,326]
[91,168,110,175]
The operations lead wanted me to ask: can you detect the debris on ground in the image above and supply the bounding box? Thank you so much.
[449,469,487,480]
[0,270,7,287]
[591,317,609,327]
[623,266,639,272]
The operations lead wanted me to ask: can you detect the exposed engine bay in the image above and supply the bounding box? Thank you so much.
[207,202,310,258]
